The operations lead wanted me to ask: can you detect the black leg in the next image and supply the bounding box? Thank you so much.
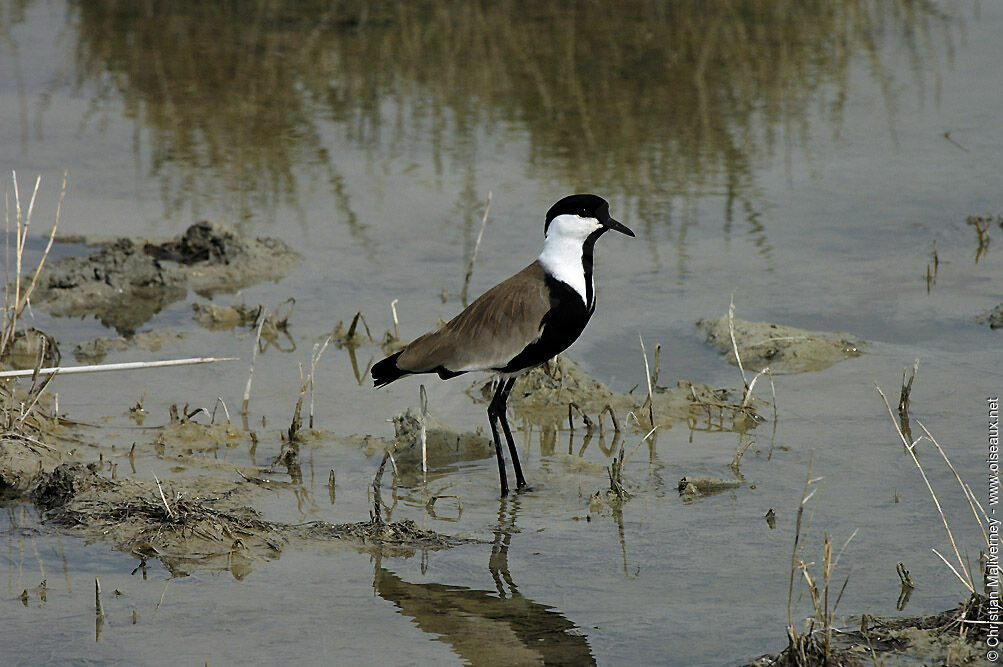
[488,381,510,496]
[495,378,527,490]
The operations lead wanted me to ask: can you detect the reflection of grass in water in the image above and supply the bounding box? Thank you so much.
[67,1,952,231]
[70,1,346,227]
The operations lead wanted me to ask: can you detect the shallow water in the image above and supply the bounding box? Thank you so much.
[2,1,1002,664]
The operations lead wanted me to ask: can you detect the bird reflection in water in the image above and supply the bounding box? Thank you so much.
[372,497,596,665]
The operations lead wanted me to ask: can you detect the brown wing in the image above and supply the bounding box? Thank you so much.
[396,261,551,374]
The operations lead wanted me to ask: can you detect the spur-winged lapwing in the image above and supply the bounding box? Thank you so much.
[372,194,634,496]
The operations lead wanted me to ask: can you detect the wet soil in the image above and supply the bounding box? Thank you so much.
[677,475,743,497]
[2,332,766,577]
[191,302,263,331]
[35,222,299,335]
[74,329,188,363]
[475,353,764,433]
[6,425,470,577]
[1,219,481,573]
[696,314,864,373]
[749,593,994,665]
[0,391,63,498]
[191,298,294,337]
[386,407,494,469]
[0,436,62,499]
[3,328,62,369]
[976,303,1003,329]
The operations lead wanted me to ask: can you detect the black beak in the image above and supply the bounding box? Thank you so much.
[605,216,635,237]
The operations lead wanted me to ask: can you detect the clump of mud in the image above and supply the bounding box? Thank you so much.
[474,355,762,433]
[29,462,118,510]
[74,329,188,363]
[748,593,995,666]
[976,303,1003,329]
[471,355,608,427]
[678,475,742,498]
[35,466,285,574]
[17,458,470,575]
[191,297,293,337]
[353,408,494,484]
[192,302,263,330]
[290,519,474,558]
[651,380,763,432]
[328,312,376,348]
[152,420,251,466]
[697,314,863,373]
[2,328,61,369]
[325,311,406,356]
[510,354,614,409]
[35,222,299,335]
[0,437,63,499]
[0,385,63,498]
[34,238,186,335]
[1,407,471,576]
[389,407,493,466]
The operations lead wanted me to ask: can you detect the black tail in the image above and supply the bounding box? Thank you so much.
[372,351,409,387]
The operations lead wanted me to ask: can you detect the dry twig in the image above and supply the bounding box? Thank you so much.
[461,191,491,308]
[241,309,268,417]
[876,384,976,593]
[638,333,655,426]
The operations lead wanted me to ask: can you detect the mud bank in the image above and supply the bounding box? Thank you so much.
[35,222,299,335]
[749,592,994,665]
[0,392,63,498]
[474,354,763,433]
[1,418,472,576]
[0,436,62,499]
[697,314,863,373]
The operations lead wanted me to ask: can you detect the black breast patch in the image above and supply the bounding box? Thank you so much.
[497,275,591,374]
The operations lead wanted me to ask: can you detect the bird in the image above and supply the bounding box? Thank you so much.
[372,194,634,496]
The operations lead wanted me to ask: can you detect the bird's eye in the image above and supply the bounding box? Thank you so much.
[579,208,589,217]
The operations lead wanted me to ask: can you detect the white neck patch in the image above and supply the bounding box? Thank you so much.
[537,213,603,304]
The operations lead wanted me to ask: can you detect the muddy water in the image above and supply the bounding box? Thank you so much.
[2,1,1002,664]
